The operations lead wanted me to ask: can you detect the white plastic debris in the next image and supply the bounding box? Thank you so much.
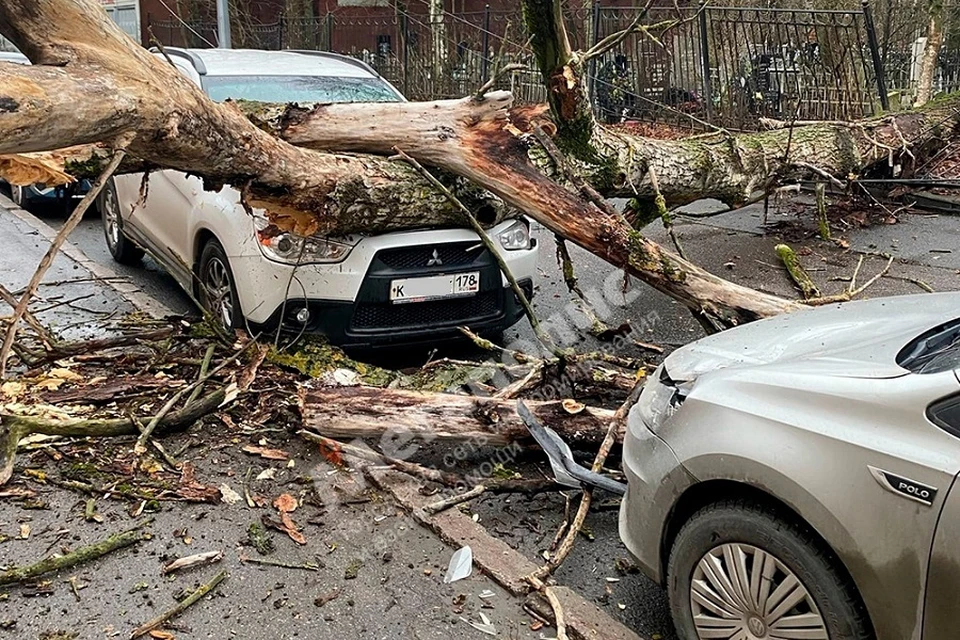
[444,546,473,584]
[460,612,497,636]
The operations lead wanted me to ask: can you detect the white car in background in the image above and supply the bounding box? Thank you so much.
[101,48,538,348]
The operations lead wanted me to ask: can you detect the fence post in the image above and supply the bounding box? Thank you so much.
[401,13,410,95]
[481,4,491,81]
[589,0,600,104]
[278,14,285,50]
[698,0,713,120]
[861,0,890,111]
[325,13,333,51]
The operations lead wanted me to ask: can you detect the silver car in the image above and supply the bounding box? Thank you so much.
[619,292,960,640]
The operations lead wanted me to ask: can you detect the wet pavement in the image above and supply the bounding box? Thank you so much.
[3,188,960,639]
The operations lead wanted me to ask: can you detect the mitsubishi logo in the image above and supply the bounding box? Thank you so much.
[426,248,443,267]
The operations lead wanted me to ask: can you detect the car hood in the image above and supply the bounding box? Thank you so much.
[665,292,960,381]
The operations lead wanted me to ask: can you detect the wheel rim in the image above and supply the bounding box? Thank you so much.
[203,256,234,330]
[690,543,828,640]
[102,187,121,251]
[11,184,23,206]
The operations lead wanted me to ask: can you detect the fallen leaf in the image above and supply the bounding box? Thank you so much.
[561,398,586,414]
[219,483,242,505]
[279,511,306,545]
[149,631,176,639]
[48,367,82,381]
[1,381,25,399]
[242,445,290,461]
[255,468,276,481]
[19,523,30,539]
[161,550,223,575]
[35,378,65,391]
[318,439,343,467]
[273,493,298,513]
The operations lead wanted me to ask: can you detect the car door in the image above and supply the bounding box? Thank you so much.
[922,471,960,638]
[121,57,202,284]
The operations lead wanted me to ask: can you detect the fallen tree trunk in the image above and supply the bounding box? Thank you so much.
[0,4,511,236]
[299,386,618,447]
[0,0,955,329]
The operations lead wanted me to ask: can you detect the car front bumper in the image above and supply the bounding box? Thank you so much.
[619,405,691,584]
[235,221,539,347]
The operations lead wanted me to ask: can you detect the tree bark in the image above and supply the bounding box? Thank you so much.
[915,0,944,107]
[299,386,619,447]
[0,0,509,236]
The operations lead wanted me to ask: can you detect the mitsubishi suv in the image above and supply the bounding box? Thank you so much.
[100,48,537,347]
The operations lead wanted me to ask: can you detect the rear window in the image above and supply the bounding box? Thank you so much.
[897,318,960,374]
[203,75,400,104]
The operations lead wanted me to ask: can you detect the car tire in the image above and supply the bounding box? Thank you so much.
[667,499,873,640]
[198,238,242,333]
[99,179,144,266]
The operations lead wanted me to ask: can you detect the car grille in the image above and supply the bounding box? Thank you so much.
[352,291,501,330]
[376,243,482,271]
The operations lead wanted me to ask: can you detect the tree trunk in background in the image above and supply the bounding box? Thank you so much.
[915,0,944,107]
[428,0,447,92]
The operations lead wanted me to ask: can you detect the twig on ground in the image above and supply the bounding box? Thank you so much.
[186,344,216,407]
[0,141,131,378]
[299,431,559,495]
[807,255,895,305]
[161,550,223,575]
[135,341,252,456]
[423,484,487,515]
[129,569,227,639]
[239,555,322,572]
[0,282,55,350]
[775,244,821,300]
[527,383,644,582]
[0,522,146,586]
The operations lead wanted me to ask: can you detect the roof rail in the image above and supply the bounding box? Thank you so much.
[284,49,380,77]
[148,46,208,75]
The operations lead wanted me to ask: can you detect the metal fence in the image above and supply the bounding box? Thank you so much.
[146,1,956,130]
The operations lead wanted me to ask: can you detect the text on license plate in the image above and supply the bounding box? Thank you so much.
[390,272,480,303]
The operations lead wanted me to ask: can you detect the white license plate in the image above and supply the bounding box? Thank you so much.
[390,272,480,304]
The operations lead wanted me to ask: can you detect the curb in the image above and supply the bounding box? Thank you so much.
[367,468,646,640]
[0,193,173,318]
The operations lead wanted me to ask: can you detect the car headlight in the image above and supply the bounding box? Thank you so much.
[254,217,352,264]
[635,364,688,432]
[498,219,531,251]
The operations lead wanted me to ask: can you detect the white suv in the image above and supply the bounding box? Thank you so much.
[101,48,538,348]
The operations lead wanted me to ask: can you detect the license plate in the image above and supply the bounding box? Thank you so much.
[389,272,480,304]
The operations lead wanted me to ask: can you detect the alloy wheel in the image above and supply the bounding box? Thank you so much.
[690,543,827,640]
[203,256,234,330]
[102,186,121,251]
[10,184,24,207]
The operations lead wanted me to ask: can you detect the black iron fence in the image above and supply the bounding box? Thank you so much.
[147,1,957,130]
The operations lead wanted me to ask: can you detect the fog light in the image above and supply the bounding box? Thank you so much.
[295,308,311,324]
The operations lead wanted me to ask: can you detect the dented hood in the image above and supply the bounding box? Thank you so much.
[665,292,960,381]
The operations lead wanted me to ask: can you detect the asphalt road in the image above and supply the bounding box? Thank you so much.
[15,188,960,640]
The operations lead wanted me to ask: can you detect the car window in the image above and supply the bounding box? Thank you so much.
[898,318,960,374]
[202,75,400,104]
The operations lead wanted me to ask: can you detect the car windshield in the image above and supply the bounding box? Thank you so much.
[897,318,960,374]
[203,75,400,104]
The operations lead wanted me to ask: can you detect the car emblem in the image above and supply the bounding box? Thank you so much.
[426,248,443,267]
[868,466,938,506]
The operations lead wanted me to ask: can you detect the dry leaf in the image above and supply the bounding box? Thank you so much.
[280,511,307,545]
[1,381,25,399]
[219,483,242,505]
[48,367,82,381]
[273,493,298,513]
[561,398,586,414]
[35,378,65,391]
[149,631,175,640]
[19,523,30,539]
[242,445,290,461]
